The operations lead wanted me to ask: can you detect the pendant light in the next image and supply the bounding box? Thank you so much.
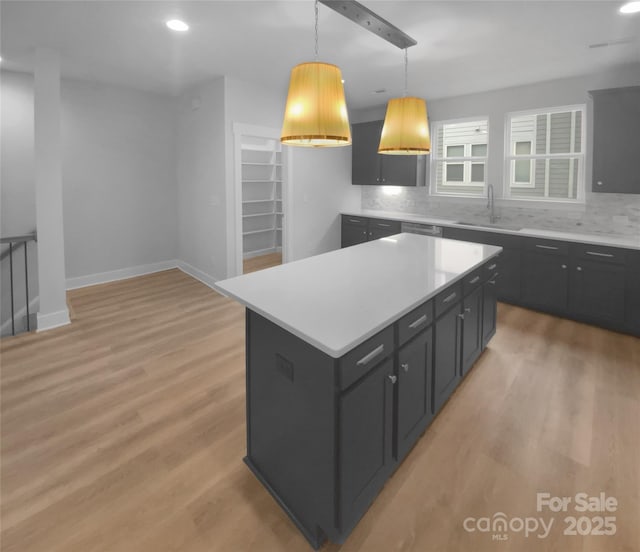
[378,49,430,155]
[281,0,351,147]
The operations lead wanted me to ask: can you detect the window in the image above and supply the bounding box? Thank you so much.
[506,106,585,201]
[432,118,489,196]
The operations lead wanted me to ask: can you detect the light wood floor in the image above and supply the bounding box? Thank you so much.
[1,269,638,552]
[243,252,282,274]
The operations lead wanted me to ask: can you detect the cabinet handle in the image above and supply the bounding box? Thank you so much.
[388,374,397,384]
[577,266,582,271]
[348,218,361,223]
[443,291,457,304]
[488,279,497,285]
[586,251,614,258]
[356,344,385,366]
[401,363,409,372]
[469,276,480,284]
[408,314,428,329]
[376,223,391,227]
[487,264,497,271]
[458,313,465,320]
[465,307,471,313]
[535,244,559,251]
[561,264,567,269]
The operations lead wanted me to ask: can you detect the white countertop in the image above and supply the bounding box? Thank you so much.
[342,209,640,250]
[216,234,501,358]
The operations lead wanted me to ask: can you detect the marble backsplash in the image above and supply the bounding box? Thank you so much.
[361,187,640,240]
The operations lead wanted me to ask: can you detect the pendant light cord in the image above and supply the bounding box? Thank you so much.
[314,0,319,61]
[404,48,408,97]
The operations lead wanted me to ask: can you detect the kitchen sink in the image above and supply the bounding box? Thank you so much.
[455,221,523,231]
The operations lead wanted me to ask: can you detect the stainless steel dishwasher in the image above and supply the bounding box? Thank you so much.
[400,222,443,237]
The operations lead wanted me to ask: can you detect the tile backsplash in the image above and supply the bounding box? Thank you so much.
[361,187,640,240]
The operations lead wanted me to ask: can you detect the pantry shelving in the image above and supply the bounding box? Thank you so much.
[240,138,283,259]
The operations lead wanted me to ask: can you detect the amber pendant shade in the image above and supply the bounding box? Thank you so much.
[281,62,351,147]
[378,96,430,155]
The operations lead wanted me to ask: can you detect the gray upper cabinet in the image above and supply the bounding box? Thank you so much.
[351,120,427,186]
[590,86,640,194]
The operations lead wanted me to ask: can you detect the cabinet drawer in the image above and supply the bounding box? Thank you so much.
[368,218,401,232]
[463,268,484,296]
[435,282,463,318]
[572,243,626,265]
[397,300,434,347]
[484,256,500,280]
[524,238,569,256]
[342,215,368,227]
[339,326,394,390]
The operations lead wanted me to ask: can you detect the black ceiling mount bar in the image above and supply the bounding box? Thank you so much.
[319,0,417,49]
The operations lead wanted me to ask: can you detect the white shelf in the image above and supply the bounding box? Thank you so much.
[243,199,274,204]
[242,162,283,167]
[242,179,283,183]
[243,212,275,218]
[243,228,276,236]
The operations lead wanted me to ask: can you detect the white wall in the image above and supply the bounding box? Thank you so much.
[1,70,35,236]
[1,70,178,284]
[62,78,178,280]
[176,77,227,282]
[289,146,359,260]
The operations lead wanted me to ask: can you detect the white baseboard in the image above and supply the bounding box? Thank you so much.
[37,308,70,332]
[176,260,219,290]
[66,260,179,290]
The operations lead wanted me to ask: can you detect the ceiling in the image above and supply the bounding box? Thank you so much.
[1,1,639,109]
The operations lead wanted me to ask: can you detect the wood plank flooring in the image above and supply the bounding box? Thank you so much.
[243,252,282,274]
[1,268,639,552]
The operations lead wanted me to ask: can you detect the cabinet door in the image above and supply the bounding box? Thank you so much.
[367,218,402,241]
[522,251,569,312]
[461,287,483,376]
[482,276,498,349]
[397,329,433,461]
[433,303,462,414]
[569,260,625,324]
[379,152,420,186]
[341,217,369,248]
[351,121,383,185]
[591,87,640,194]
[626,262,640,335]
[339,357,394,532]
[497,248,521,303]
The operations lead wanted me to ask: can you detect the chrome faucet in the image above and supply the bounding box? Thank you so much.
[487,183,498,224]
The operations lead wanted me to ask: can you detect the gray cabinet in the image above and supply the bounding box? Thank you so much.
[442,227,522,303]
[482,270,498,349]
[521,239,569,313]
[396,327,434,462]
[461,286,483,376]
[569,244,626,327]
[340,356,394,534]
[341,215,401,248]
[351,120,426,186]
[626,251,640,334]
[341,216,368,248]
[433,286,463,413]
[590,87,640,194]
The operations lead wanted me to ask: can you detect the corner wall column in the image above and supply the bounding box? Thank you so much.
[34,48,70,331]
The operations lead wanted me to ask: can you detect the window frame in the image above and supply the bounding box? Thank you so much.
[504,104,586,203]
[431,116,490,197]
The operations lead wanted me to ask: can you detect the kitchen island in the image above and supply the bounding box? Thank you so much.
[216,233,502,548]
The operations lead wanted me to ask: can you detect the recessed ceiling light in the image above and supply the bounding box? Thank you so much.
[166,19,189,32]
[619,1,640,14]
